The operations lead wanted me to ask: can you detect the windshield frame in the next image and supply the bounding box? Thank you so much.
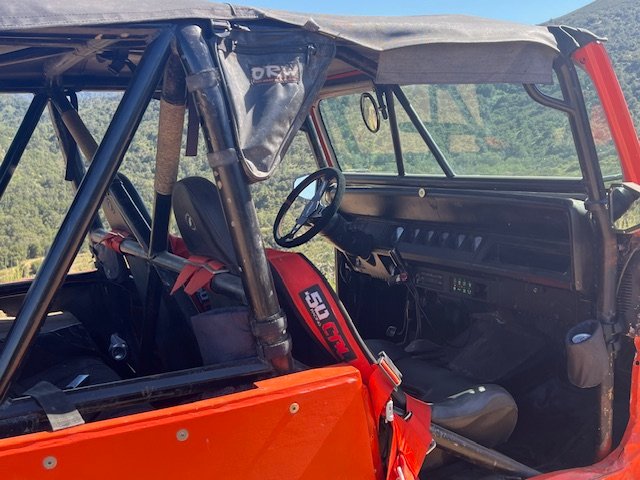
[315,57,616,194]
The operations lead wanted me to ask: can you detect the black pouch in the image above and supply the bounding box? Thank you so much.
[565,320,609,388]
[190,307,256,364]
[215,28,335,182]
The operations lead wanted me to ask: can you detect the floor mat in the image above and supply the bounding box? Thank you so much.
[447,315,546,383]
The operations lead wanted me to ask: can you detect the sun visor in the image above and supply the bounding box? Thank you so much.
[376,42,557,85]
[216,30,335,182]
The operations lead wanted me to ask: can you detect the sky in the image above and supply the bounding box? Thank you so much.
[243,0,592,24]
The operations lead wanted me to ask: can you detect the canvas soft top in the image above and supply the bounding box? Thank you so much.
[0,0,560,85]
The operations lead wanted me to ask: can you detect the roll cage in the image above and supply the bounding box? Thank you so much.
[0,4,638,478]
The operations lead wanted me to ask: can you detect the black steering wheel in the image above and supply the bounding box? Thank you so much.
[273,167,345,248]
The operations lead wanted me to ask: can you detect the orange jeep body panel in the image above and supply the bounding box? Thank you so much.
[0,366,381,479]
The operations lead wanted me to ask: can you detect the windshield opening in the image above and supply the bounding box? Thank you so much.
[319,80,585,180]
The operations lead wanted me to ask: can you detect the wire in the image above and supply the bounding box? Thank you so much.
[616,245,640,295]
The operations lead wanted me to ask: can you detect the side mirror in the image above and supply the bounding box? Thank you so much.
[609,182,640,233]
[294,175,316,200]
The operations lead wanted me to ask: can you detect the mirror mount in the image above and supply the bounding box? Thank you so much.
[375,88,389,120]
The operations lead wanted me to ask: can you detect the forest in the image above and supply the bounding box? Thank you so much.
[0,0,638,282]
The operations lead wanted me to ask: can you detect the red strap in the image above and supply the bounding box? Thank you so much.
[170,255,225,295]
[100,230,128,254]
[168,234,190,259]
[388,396,432,479]
[266,249,432,480]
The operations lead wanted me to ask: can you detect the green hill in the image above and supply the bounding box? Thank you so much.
[0,92,333,280]
[550,0,640,123]
[0,0,639,279]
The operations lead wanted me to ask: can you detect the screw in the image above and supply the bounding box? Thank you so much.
[43,456,57,470]
[289,403,300,414]
[176,428,189,442]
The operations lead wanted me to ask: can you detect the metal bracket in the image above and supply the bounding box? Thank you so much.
[377,351,402,388]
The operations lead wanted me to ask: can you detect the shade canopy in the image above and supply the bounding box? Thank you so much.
[0,1,572,180]
[0,0,560,85]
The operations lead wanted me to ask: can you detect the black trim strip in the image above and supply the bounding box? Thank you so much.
[0,359,270,439]
[345,174,586,194]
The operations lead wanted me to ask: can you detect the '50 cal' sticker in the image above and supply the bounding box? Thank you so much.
[299,285,356,361]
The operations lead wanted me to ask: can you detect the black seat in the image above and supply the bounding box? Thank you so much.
[173,177,238,271]
[172,176,518,449]
[0,312,121,397]
[366,339,517,448]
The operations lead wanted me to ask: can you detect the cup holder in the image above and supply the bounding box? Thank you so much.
[565,320,609,388]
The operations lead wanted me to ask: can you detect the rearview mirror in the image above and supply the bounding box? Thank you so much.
[609,182,640,233]
[294,175,317,200]
[360,92,380,133]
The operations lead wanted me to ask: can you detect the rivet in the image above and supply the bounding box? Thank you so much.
[176,428,189,442]
[289,402,300,414]
[43,456,57,470]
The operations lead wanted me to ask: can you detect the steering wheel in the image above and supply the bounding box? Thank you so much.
[273,167,345,248]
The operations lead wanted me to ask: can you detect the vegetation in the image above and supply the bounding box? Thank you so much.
[0,0,637,282]
[0,93,334,281]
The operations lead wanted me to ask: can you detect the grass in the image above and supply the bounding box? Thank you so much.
[0,251,95,284]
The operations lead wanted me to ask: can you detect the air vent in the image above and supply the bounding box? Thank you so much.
[400,226,482,253]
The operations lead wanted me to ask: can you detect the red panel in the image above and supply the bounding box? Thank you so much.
[573,43,640,182]
[0,367,380,480]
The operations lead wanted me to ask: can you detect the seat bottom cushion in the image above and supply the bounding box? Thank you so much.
[1,314,121,397]
[15,356,120,395]
[366,339,517,448]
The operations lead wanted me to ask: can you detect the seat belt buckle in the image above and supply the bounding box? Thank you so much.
[377,351,403,388]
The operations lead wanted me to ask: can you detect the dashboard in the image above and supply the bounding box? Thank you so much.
[338,186,595,315]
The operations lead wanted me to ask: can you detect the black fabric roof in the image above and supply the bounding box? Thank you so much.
[0,0,561,85]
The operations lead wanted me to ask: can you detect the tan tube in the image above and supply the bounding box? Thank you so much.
[154,55,186,196]
[154,100,185,195]
[59,109,99,160]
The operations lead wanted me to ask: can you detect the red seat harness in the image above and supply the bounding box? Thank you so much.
[103,232,433,479]
[267,249,432,480]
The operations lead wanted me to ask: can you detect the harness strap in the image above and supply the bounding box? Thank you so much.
[267,249,432,480]
[99,230,128,254]
[170,255,227,295]
[100,234,430,478]
[25,381,85,431]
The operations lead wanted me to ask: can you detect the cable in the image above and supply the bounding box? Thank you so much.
[616,245,640,296]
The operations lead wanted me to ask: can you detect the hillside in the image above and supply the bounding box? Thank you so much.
[0,93,334,280]
[551,0,640,122]
[0,0,639,280]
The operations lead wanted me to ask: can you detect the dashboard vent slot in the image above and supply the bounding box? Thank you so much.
[484,243,570,274]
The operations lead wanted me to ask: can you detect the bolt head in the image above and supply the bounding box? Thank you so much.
[43,456,57,470]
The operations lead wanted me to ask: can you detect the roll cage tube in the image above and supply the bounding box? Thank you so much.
[572,41,640,183]
[0,28,174,403]
[176,25,293,373]
[140,54,187,373]
[526,52,619,461]
[0,94,48,198]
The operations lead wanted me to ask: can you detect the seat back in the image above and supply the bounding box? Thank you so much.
[172,177,238,271]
